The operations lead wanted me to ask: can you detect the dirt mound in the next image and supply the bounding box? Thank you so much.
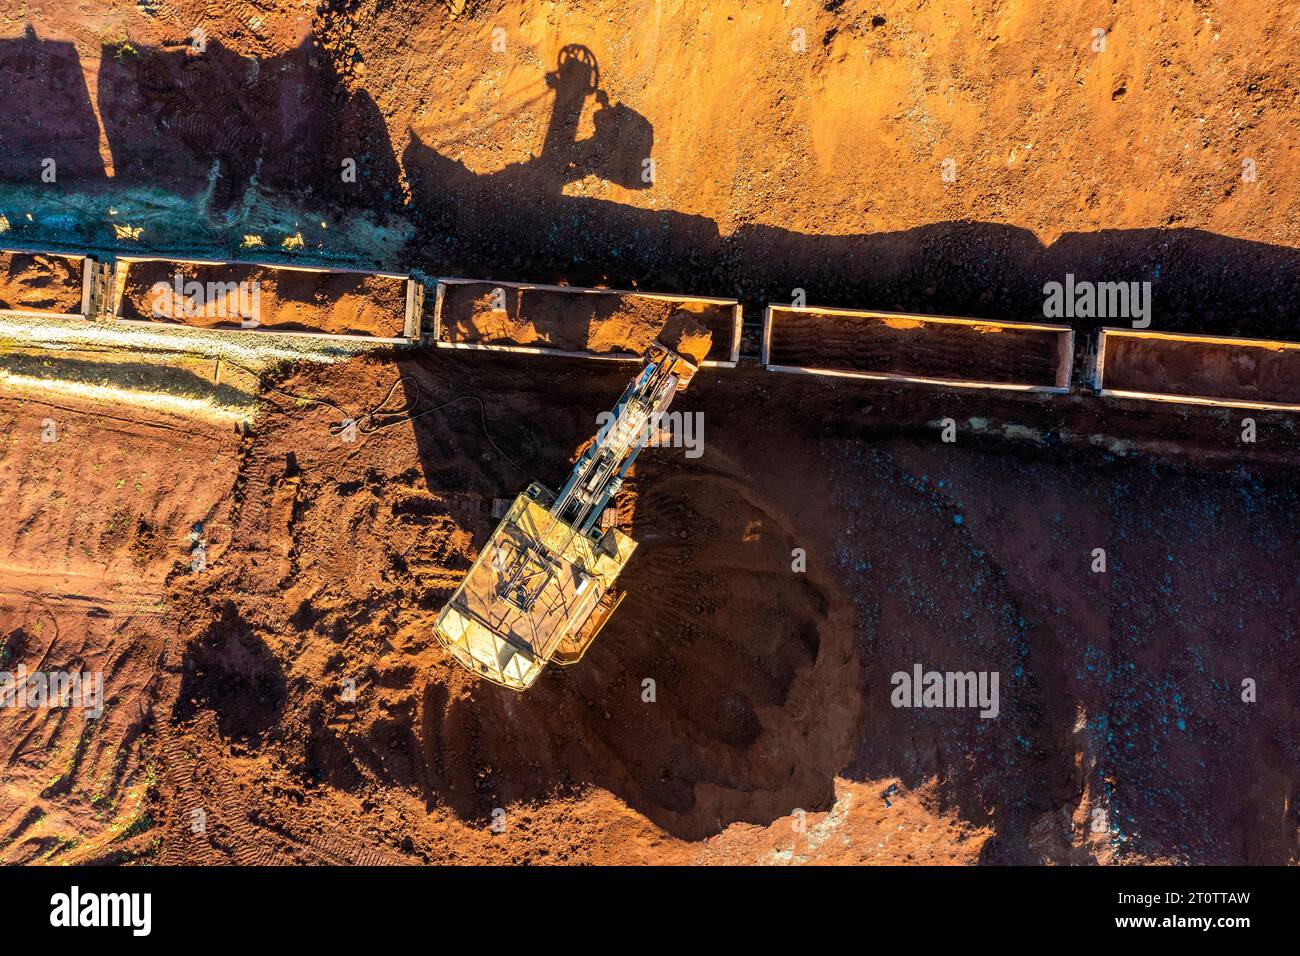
[174,600,287,742]
[657,313,713,365]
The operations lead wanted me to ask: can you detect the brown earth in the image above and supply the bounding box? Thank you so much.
[439,282,727,363]
[7,346,1299,864]
[0,389,240,863]
[768,309,1067,386]
[1102,334,1300,405]
[0,252,84,315]
[1,0,1299,865]
[151,351,860,860]
[119,262,408,338]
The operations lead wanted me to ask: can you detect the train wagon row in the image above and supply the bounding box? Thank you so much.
[758,303,1300,413]
[5,245,1300,413]
[427,282,1300,413]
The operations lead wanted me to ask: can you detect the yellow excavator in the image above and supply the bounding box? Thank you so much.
[433,342,698,690]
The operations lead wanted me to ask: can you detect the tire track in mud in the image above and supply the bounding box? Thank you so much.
[248,808,412,866]
[157,712,279,865]
[157,726,215,865]
[192,416,288,578]
[158,607,273,865]
[158,621,413,865]
[158,721,411,865]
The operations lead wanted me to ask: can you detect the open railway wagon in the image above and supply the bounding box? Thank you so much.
[108,256,423,344]
[0,249,96,320]
[432,277,742,367]
[762,304,1075,394]
[1090,327,1300,412]
[434,342,699,690]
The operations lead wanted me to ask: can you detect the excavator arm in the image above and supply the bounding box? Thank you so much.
[432,341,699,691]
[551,342,698,535]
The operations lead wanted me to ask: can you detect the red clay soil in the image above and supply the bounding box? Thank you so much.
[118,262,408,338]
[146,351,859,861]
[4,349,1300,864]
[0,390,242,863]
[439,282,730,364]
[0,252,84,315]
[768,309,1066,387]
[1102,334,1300,406]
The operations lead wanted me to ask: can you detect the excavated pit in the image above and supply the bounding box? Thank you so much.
[156,353,859,843]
